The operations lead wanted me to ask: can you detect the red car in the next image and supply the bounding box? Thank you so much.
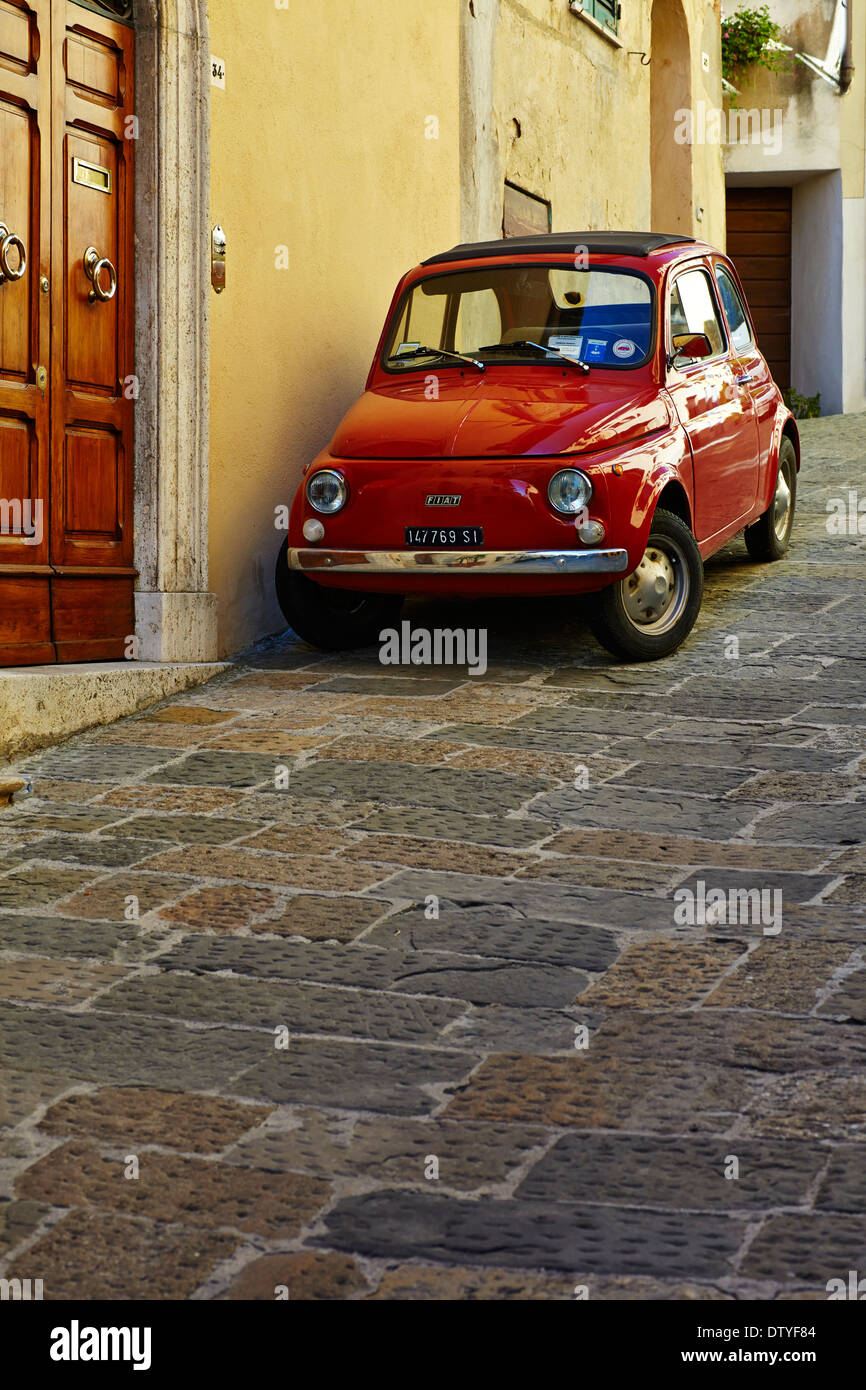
[276,231,798,661]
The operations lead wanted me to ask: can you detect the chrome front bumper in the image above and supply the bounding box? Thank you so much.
[289,547,629,576]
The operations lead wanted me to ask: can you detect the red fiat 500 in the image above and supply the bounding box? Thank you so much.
[276,231,798,661]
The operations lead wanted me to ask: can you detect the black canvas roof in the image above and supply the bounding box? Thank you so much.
[422,232,697,265]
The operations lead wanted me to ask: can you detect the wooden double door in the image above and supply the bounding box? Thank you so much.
[0,0,135,666]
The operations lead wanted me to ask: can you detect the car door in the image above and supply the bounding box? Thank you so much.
[713,259,778,486]
[664,263,760,546]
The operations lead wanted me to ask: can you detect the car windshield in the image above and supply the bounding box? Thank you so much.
[384,264,654,370]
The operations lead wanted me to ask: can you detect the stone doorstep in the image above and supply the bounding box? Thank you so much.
[0,660,231,768]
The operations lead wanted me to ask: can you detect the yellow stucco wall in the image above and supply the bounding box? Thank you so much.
[461,0,725,250]
[208,0,461,657]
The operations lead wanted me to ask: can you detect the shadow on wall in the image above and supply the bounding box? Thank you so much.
[651,0,693,232]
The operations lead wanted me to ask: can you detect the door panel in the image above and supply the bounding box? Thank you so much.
[0,0,52,665]
[64,425,123,536]
[65,133,119,391]
[725,187,792,390]
[50,1,134,658]
[0,104,34,380]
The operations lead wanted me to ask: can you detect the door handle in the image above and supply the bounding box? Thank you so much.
[83,245,117,303]
[0,223,27,284]
[735,370,756,384]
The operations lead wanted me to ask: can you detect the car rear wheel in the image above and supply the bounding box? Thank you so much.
[744,437,797,562]
[587,508,704,662]
[275,539,404,651]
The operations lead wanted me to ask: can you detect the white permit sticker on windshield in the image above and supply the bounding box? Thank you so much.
[612,338,637,359]
[547,335,583,355]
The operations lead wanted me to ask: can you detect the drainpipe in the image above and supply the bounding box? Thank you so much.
[840,0,854,91]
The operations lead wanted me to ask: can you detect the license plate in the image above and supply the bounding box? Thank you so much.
[404,526,484,547]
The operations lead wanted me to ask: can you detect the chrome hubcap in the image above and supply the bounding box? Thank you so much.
[773,465,792,541]
[621,539,689,634]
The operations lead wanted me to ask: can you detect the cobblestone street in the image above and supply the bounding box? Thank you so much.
[1,413,865,1300]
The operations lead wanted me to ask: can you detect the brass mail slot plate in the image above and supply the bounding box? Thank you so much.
[72,158,112,195]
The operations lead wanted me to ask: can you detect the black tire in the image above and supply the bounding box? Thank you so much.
[744,436,797,562]
[587,508,704,662]
[275,539,404,651]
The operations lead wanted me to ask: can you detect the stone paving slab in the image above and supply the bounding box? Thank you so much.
[0,913,139,958]
[1,412,865,1299]
[96,971,466,1043]
[317,1190,745,1278]
[531,786,764,838]
[0,1004,267,1090]
[367,904,620,971]
[741,1214,866,1286]
[443,1052,762,1132]
[3,1210,239,1299]
[229,1111,549,1192]
[517,1133,826,1210]
[15,1141,330,1238]
[234,1040,478,1114]
[38,1087,273,1154]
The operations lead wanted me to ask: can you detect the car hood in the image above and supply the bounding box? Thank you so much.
[330,376,669,459]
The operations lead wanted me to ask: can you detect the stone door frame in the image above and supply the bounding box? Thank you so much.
[133,1,217,661]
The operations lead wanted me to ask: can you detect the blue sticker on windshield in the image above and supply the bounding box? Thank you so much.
[584,339,608,361]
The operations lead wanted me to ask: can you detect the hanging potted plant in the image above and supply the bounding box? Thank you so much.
[722,5,791,88]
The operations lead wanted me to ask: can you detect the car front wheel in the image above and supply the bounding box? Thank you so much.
[587,508,704,662]
[275,540,404,651]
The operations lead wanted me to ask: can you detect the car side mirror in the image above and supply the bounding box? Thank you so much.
[669,332,713,368]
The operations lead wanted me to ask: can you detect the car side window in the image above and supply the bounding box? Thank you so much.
[715,266,753,354]
[669,269,726,358]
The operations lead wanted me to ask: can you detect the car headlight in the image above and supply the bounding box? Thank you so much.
[307,469,348,514]
[548,468,593,515]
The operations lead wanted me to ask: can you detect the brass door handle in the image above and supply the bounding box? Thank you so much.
[0,223,27,284]
[83,245,117,302]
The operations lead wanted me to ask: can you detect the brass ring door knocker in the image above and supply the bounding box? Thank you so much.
[0,223,27,285]
[83,245,117,302]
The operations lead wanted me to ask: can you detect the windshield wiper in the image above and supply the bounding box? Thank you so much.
[478,340,590,374]
[388,345,486,372]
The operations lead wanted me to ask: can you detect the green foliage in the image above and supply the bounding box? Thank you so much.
[722,6,791,87]
[783,387,821,419]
